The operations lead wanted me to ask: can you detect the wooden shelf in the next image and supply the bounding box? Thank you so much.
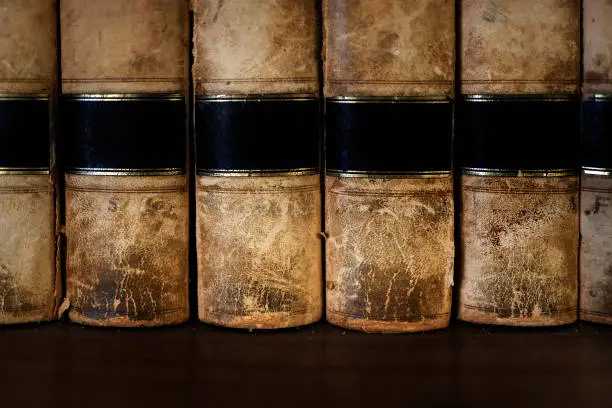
[1,320,610,407]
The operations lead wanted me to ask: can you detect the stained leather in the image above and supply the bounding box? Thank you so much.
[584,0,612,94]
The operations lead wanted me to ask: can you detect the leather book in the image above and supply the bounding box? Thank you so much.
[60,0,190,327]
[456,0,580,326]
[580,0,612,324]
[193,0,323,329]
[323,0,455,332]
[0,0,60,324]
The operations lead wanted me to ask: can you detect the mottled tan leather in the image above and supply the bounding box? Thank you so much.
[461,0,580,95]
[323,0,454,97]
[65,175,189,327]
[325,176,454,333]
[0,0,56,94]
[60,0,187,94]
[192,0,319,96]
[584,0,612,94]
[196,175,322,329]
[580,174,612,324]
[0,176,57,324]
[458,175,578,326]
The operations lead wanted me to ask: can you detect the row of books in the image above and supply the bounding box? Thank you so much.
[0,0,610,332]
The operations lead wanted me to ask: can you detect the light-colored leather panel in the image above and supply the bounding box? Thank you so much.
[0,0,56,94]
[580,174,612,324]
[0,175,56,324]
[60,0,187,94]
[323,0,454,97]
[196,175,323,329]
[325,176,454,333]
[461,0,580,95]
[584,0,612,94]
[65,174,189,327]
[458,175,578,326]
[193,0,319,96]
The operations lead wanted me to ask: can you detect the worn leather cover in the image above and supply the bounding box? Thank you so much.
[61,0,189,327]
[581,0,612,323]
[323,0,455,333]
[0,0,59,324]
[193,0,323,329]
[584,0,612,95]
[460,0,580,95]
[457,0,580,326]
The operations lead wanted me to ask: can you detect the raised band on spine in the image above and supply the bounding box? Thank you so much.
[61,93,186,175]
[457,95,580,176]
[583,94,612,174]
[0,94,50,173]
[195,96,320,176]
[325,96,452,177]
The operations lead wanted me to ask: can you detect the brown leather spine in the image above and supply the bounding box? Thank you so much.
[193,0,323,329]
[0,1,59,324]
[584,0,612,95]
[323,0,455,332]
[460,0,580,95]
[61,0,190,327]
[458,176,579,325]
[325,176,454,333]
[580,175,612,324]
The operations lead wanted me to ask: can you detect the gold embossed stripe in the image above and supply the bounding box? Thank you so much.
[63,93,184,102]
[326,170,451,179]
[0,167,50,175]
[583,167,612,177]
[462,168,576,177]
[196,94,317,102]
[197,168,318,177]
[68,168,184,176]
[327,95,450,104]
[464,94,576,102]
[0,93,49,101]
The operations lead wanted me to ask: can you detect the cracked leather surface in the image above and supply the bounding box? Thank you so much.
[580,174,612,324]
[192,0,319,96]
[65,175,189,327]
[323,0,455,97]
[196,175,323,329]
[60,0,188,94]
[461,0,580,94]
[584,0,612,94]
[325,176,454,333]
[458,175,578,326]
[0,176,57,324]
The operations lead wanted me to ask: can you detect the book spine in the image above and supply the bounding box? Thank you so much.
[60,0,190,327]
[323,0,455,332]
[0,0,59,324]
[457,0,580,326]
[580,1,612,324]
[193,0,322,329]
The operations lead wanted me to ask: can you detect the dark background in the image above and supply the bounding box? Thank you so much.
[1,320,610,408]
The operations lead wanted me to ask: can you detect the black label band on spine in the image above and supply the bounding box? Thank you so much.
[456,95,580,176]
[195,96,320,176]
[325,97,453,178]
[0,94,50,173]
[583,95,612,174]
[61,94,186,175]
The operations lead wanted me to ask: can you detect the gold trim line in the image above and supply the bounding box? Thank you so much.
[197,168,319,177]
[67,168,184,176]
[63,93,184,102]
[463,94,577,102]
[588,94,612,102]
[327,96,450,104]
[327,170,451,179]
[196,95,317,102]
[0,167,50,175]
[583,167,612,176]
[462,168,576,177]
[0,93,49,101]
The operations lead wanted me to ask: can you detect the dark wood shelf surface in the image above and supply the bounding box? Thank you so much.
[1,320,611,407]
